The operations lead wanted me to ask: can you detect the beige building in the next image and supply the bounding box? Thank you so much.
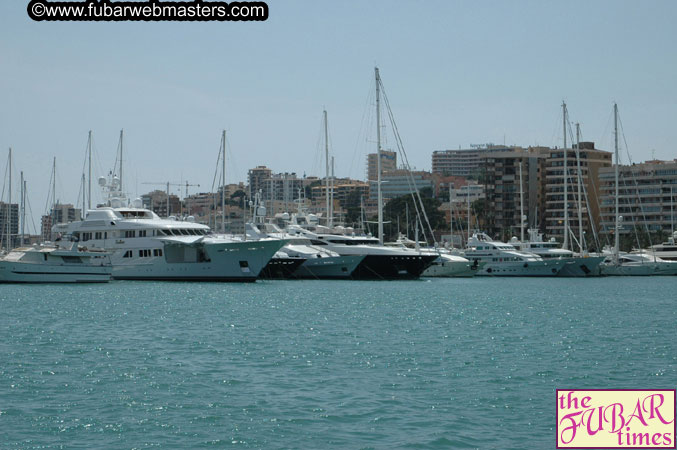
[367,150,397,181]
[544,142,612,241]
[599,159,677,235]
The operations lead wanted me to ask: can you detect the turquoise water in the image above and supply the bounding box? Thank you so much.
[1,278,676,449]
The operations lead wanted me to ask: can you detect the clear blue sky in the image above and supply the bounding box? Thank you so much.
[1,0,676,231]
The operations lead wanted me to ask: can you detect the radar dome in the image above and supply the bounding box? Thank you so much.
[98,176,106,186]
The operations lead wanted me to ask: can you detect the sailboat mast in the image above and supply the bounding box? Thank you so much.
[562,101,569,250]
[82,173,86,219]
[324,110,330,226]
[467,185,471,245]
[330,156,335,228]
[7,148,12,251]
[519,161,525,242]
[51,157,56,233]
[375,67,383,245]
[21,176,26,246]
[575,123,584,252]
[88,130,92,211]
[222,130,226,233]
[613,103,620,261]
[119,129,123,194]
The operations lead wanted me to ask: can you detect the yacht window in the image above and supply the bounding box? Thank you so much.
[95,232,102,240]
[123,250,132,258]
[311,240,327,245]
[124,230,136,238]
[139,230,147,237]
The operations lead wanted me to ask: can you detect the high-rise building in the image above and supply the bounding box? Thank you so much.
[40,203,82,241]
[432,145,517,176]
[543,143,612,242]
[369,169,434,201]
[598,159,677,235]
[367,150,397,181]
[247,166,273,199]
[482,148,547,239]
[141,190,181,218]
[0,202,19,248]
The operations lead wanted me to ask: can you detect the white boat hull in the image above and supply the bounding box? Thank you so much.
[292,255,365,279]
[0,261,111,283]
[111,239,285,281]
[475,259,566,277]
[557,256,605,277]
[422,259,477,277]
[600,261,677,276]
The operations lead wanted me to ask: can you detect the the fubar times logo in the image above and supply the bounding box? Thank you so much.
[557,389,676,448]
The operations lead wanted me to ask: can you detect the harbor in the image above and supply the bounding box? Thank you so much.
[2,0,676,448]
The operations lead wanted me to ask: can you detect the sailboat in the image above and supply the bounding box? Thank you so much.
[599,104,677,276]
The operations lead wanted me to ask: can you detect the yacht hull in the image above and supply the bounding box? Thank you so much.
[112,239,285,281]
[600,262,677,276]
[350,254,438,280]
[422,259,477,277]
[475,259,566,277]
[259,257,307,279]
[0,261,111,283]
[557,256,605,277]
[292,255,365,279]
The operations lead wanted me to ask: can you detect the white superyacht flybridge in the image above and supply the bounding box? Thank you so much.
[52,175,285,282]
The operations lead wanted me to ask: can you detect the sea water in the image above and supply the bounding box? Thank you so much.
[1,277,675,449]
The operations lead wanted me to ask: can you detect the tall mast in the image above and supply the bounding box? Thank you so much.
[375,67,383,245]
[562,101,569,250]
[221,130,226,233]
[7,148,11,251]
[330,156,335,228]
[119,129,123,194]
[166,182,170,217]
[88,130,92,210]
[324,110,330,226]
[21,175,26,246]
[467,185,471,245]
[449,187,453,246]
[613,103,620,262]
[519,161,525,242]
[51,157,56,233]
[575,123,584,252]
[671,185,674,237]
[81,173,86,219]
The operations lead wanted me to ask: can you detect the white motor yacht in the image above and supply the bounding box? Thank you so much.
[600,251,677,276]
[285,223,437,280]
[53,205,284,282]
[463,233,566,276]
[385,234,478,277]
[510,229,605,277]
[0,240,112,283]
[246,222,365,279]
[634,232,677,262]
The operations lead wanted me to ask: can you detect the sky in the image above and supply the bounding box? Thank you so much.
[1,0,676,232]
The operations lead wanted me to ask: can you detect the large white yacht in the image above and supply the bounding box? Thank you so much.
[385,234,478,277]
[284,221,437,280]
[463,232,566,276]
[52,176,284,282]
[633,232,677,261]
[54,206,284,281]
[509,229,605,277]
[247,222,365,279]
[0,241,112,283]
[599,251,677,276]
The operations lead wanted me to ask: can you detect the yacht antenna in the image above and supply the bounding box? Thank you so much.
[613,102,620,263]
[562,101,569,250]
[575,123,584,252]
[375,67,383,245]
[519,161,525,242]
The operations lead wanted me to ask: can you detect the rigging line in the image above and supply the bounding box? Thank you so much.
[618,112,655,252]
[349,80,374,180]
[380,78,437,248]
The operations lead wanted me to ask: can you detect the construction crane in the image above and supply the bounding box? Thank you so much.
[141,181,200,217]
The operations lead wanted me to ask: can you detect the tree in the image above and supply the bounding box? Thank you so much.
[381,189,445,243]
